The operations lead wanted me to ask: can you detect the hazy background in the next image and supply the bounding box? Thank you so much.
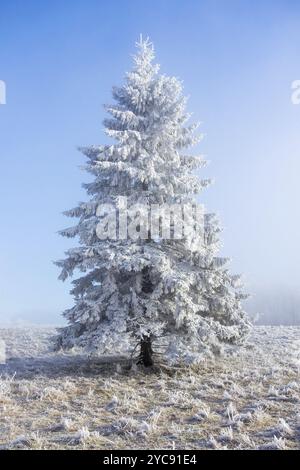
[0,0,299,325]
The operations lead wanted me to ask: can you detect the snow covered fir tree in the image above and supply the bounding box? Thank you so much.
[55,37,251,366]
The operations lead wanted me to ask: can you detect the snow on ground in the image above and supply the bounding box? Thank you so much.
[0,326,299,450]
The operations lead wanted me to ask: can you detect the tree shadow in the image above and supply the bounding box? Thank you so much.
[0,353,131,379]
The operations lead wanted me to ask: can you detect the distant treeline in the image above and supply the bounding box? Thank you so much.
[246,287,300,325]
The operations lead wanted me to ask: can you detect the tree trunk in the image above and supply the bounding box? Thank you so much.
[137,335,154,367]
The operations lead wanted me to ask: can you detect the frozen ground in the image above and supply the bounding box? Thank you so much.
[0,326,299,450]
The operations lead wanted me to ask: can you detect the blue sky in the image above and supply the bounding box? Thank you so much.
[0,0,300,324]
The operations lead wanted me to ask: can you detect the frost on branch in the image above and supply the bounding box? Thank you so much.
[55,37,251,365]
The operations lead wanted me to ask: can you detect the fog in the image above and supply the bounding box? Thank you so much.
[247,287,300,325]
[0,1,300,326]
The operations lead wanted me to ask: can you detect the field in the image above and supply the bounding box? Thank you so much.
[0,326,299,450]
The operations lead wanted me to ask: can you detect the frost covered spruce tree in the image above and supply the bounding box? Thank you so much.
[55,37,251,366]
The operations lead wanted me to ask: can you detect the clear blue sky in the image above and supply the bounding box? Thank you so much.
[1,0,300,324]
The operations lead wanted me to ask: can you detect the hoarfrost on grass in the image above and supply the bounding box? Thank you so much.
[0,325,299,450]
